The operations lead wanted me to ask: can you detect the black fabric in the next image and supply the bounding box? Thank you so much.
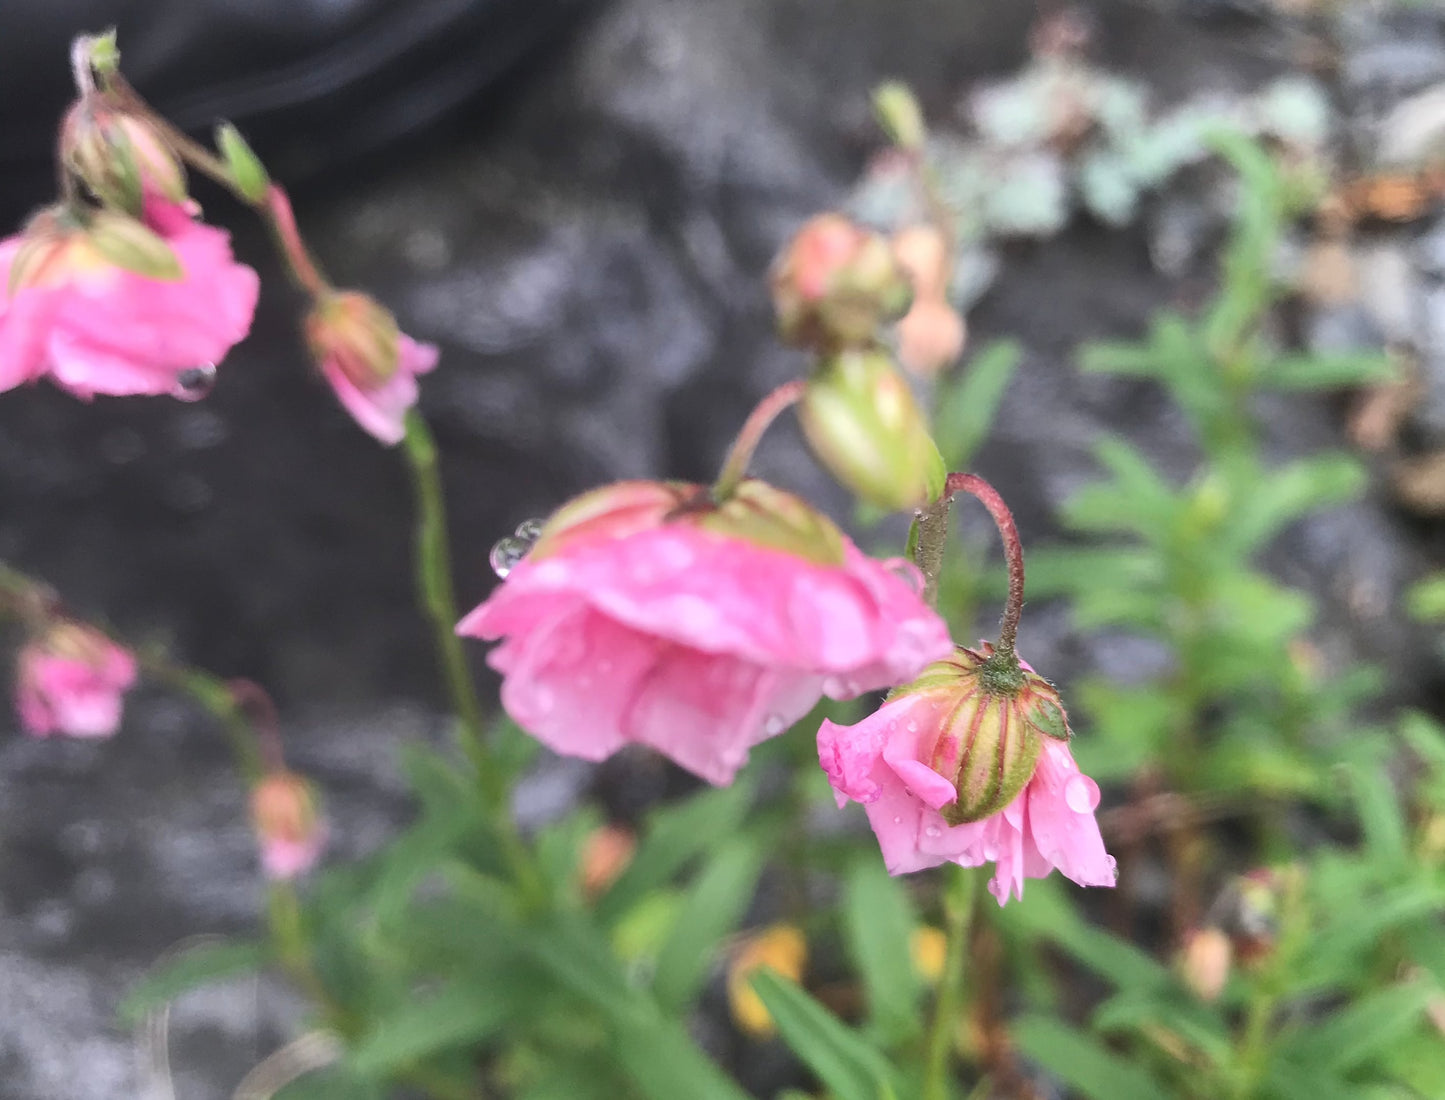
[0,0,594,217]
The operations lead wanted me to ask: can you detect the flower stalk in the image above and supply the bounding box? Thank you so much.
[923,865,979,1100]
[712,379,807,499]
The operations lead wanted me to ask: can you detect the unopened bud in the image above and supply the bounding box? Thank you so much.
[799,349,945,511]
[897,298,967,377]
[62,104,186,212]
[250,771,325,880]
[84,210,183,280]
[771,214,912,350]
[891,641,1074,825]
[305,291,402,388]
[873,81,927,151]
[216,123,270,204]
[891,225,950,302]
[579,824,636,899]
[1180,927,1232,1002]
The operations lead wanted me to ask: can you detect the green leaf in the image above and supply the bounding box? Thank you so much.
[119,939,268,1025]
[598,779,755,924]
[1012,1015,1165,1100]
[1406,575,1445,623]
[749,969,899,1100]
[1079,339,1158,377]
[1225,454,1366,553]
[1010,883,1171,992]
[1280,980,1435,1074]
[1258,352,1395,391]
[349,984,509,1076]
[611,1016,755,1100]
[934,340,1020,468]
[275,1065,386,1100]
[842,855,923,1044]
[652,836,765,1010]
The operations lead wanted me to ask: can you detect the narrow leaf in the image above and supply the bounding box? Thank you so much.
[349,985,508,1076]
[120,939,268,1025]
[1012,1015,1164,1100]
[842,856,923,1043]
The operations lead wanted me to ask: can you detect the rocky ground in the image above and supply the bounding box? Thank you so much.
[1,0,1442,1096]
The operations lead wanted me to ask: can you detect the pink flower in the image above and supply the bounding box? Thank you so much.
[306,290,437,446]
[458,479,952,786]
[250,771,326,880]
[15,622,137,738]
[0,199,258,398]
[817,642,1115,904]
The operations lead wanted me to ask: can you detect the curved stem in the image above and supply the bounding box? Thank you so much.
[945,473,1025,657]
[923,865,979,1100]
[401,411,545,907]
[712,379,807,499]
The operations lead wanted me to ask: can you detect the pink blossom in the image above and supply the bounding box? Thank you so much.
[458,479,952,786]
[0,199,258,398]
[817,663,1116,904]
[250,771,326,880]
[306,290,437,446]
[15,623,137,738]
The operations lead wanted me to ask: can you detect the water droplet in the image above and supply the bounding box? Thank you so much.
[1064,773,1100,814]
[882,557,925,595]
[1104,854,1119,884]
[906,720,918,733]
[924,825,942,838]
[764,714,787,735]
[172,363,217,401]
[892,816,903,825]
[490,535,530,578]
[514,517,545,543]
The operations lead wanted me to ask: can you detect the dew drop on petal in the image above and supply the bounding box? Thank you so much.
[1064,773,1100,814]
[924,825,942,838]
[892,815,903,825]
[764,714,787,735]
[490,535,531,578]
[172,363,217,402]
[514,517,545,543]
[906,720,918,733]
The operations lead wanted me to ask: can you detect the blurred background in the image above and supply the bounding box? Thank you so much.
[0,0,1441,1096]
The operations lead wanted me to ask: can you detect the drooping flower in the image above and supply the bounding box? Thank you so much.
[15,621,137,738]
[817,641,1115,904]
[457,479,952,786]
[0,198,258,398]
[250,770,326,880]
[305,289,437,446]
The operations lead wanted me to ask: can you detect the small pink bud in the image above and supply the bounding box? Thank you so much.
[250,771,326,880]
[896,298,966,377]
[891,225,950,302]
[579,824,636,899]
[1180,927,1232,1002]
[771,214,912,350]
[15,621,137,738]
[305,291,437,446]
[62,103,187,212]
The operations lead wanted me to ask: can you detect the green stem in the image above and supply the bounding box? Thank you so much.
[400,411,544,906]
[712,379,808,499]
[924,866,979,1100]
[909,493,953,608]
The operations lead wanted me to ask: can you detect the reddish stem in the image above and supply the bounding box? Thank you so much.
[945,473,1025,656]
[262,185,328,296]
[228,678,287,773]
[712,378,808,499]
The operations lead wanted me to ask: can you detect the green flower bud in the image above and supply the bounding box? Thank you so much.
[62,105,187,213]
[891,642,1074,825]
[216,123,271,205]
[872,81,927,151]
[799,349,946,511]
[85,210,183,281]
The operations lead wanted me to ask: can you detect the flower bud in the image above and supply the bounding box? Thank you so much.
[727,924,807,1037]
[62,104,187,212]
[891,225,950,302]
[799,349,946,511]
[15,621,137,739]
[84,210,184,281]
[1179,927,1232,1002]
[306,291,402,389]
[771,214,912,350]
[897,298,966,377]
[872,82,927,152]
[250,771,326,880]
[579,824,636,899]
[215,123,270,204]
